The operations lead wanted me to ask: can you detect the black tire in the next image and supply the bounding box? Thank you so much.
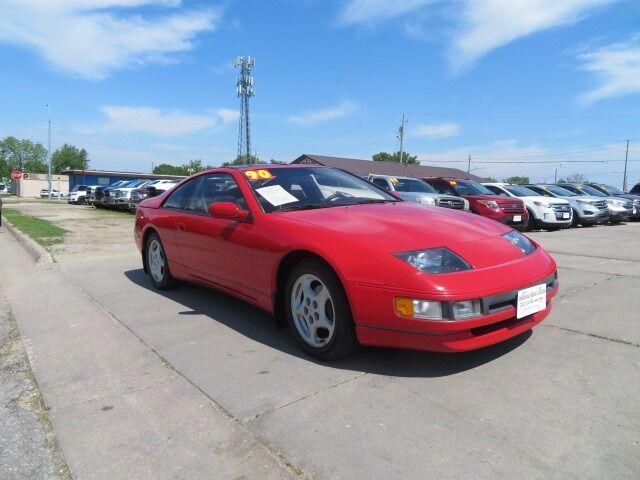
[284,259,358,361]
[145,232,176,290]
[571,209,580,227]
[525,208,537,231]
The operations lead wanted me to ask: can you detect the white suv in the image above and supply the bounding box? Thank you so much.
[483,183,572,230]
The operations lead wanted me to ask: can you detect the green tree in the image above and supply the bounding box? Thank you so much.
[483,176,498,182]
[564,173,588,183]
[221,154,266,167]
[372,151,419,165]
[152,159,211,176]
[503,176,530,185]
[0,136,48,178]
[51,144,89,173]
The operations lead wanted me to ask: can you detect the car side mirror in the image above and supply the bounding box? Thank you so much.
[209,202,250,221]
[147,186,159,197]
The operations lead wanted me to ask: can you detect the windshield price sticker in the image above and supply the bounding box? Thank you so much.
[516,283,546,319]
[245,169,273,181]
[256,185,299,206]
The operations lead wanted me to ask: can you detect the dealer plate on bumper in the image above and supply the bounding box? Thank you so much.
[517,284,546,319]
[513,215,522,222]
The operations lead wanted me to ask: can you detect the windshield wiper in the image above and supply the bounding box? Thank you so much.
[276,203,327,212]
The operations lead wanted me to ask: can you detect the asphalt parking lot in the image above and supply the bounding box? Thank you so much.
[1,203,639,479]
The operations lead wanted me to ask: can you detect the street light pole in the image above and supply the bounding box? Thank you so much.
[46,104,52,199]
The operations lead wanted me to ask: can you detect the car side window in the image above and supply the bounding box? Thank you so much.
[183,173,248,214]
[431,181,455,195]
[486,186,507,196]
[163,178,201,210]
[630,184,640,194]
[372,178,390,190]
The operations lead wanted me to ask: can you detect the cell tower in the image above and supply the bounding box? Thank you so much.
[235,56,255,164]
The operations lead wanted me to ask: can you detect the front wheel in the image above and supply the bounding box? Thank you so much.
[146,233,176,289]
[285,259,358,360]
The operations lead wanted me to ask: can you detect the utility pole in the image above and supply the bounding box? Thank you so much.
[467,154,471,173]
[235,56,255,164]
[46,104,51,199]
[554,167,558,183]
[397,114,406,165]
[623,139,630,192]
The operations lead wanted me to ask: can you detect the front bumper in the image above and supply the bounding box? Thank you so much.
[608,206,633,222]
[350,272,558,352]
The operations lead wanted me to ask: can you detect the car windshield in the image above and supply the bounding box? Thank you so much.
[546,185,577,197]
[392,178,436,193]
[575,185,606,197]
[244,167,397,213]
[505,185,540,197]
[450,181,494,196]
[599,184,624,195]
[123,179,145,188]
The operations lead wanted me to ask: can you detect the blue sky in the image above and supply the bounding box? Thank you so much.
[1,0,639,186]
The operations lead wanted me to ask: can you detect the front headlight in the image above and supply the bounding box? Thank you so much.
[576,199,593,205]
[394,247,472,274]
[609,199,624,207]
[477,200,499,209]
[502,230,536,255]
[420,197,436,205]
[533,200,550,207]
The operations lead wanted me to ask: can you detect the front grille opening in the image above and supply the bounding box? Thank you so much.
[471,316,523,337]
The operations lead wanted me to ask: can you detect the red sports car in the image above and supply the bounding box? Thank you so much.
[135,165,558,360]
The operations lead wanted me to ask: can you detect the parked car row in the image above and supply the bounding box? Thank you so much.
[361,174,639,231]
[65,171,640,230]
[70,179,180,211]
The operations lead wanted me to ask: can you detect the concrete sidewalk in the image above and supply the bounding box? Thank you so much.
[0,229,300,480]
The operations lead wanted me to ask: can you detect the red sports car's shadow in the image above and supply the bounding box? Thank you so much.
[124,268,532,378]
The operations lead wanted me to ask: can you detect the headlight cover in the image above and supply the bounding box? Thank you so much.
[395,247,472,274]
[576,199,593,205]
[420,197,436,205]
[502,230,536,255]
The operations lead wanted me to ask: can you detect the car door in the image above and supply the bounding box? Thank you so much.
[177,172,256,299]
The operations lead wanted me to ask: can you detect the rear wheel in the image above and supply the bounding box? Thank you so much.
[285,259,358,360]
[525,209,538,231]
[146,232,175,290]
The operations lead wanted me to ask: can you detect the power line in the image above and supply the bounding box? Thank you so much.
[235,56,255,164]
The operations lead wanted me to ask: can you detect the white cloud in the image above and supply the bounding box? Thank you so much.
[288,101,356,125]
[578,34,640,105]
[451,0,618,71]
[216,108,240,124]
[101,106,225,136]
[338,1,618,70]
[339,0,434,26]
[412,122,460,138]
[0,0,220,80]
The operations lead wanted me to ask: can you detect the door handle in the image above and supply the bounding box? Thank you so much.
[177,223,185,231]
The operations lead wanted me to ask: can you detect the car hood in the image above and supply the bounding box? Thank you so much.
[275,201,519,263]
[520,196,568,205]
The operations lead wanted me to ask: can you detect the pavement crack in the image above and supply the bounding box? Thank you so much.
[543,324,639,348]
[249,371,370,423]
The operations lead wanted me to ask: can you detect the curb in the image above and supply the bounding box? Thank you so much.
[1,216,54,265]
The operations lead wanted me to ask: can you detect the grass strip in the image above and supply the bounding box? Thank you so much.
[1,208,68,247]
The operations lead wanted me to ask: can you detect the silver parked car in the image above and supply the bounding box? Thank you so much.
[525,184,608,227]
[557,183,634,224]
[367,174,468,210]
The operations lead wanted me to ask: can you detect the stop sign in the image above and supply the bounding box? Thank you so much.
[11,170,22,180]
